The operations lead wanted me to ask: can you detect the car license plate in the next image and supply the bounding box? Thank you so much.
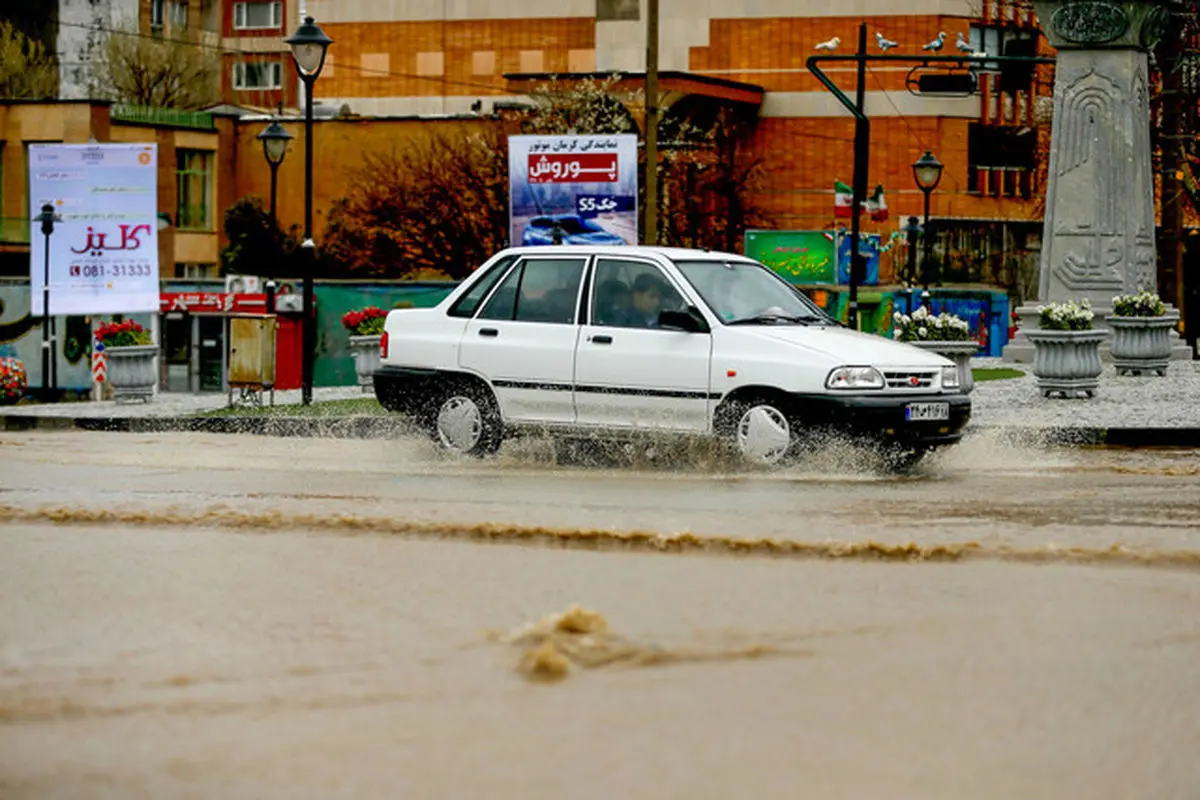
[905,402,949,422]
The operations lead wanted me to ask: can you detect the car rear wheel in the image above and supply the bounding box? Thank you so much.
[430,382,502,457]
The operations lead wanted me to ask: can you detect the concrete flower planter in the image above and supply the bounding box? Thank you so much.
[1108,314,1179,376]
[349,334,382,391]
[908,340,979,394]
[1025,329,1108,399]
[105,344,157,403]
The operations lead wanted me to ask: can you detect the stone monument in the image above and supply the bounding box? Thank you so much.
[1003,0,1192,362]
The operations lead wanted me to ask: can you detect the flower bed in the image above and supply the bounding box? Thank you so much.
[342,307,387,337]
[0,356,27,405]
[96,319,153,347]
[892,306,972,342]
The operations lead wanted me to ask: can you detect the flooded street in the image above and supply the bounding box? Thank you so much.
[2,430,1200,798]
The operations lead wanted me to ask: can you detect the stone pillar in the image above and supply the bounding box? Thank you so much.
[1003,0,1193,362]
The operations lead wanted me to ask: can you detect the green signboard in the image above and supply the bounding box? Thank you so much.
[744,230,837,284]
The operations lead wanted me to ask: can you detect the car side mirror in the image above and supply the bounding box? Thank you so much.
[658,306,710,333]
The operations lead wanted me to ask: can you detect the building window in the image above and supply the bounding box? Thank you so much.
[233,61,282,90]
[176,263,217,278]
[170,1,188,28]
[967,123,1036,199]
[176,150,213,230]
[150,0,164,31]
[597,0,639,21]
[234,1,283,30]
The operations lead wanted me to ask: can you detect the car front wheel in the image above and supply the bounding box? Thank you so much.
[719,396,801,466]
[430,383,502,457]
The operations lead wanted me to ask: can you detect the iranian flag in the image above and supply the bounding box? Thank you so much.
[867,184,888,221]
[834,181,854,218]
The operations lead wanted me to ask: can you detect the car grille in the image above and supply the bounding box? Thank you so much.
[883,370,937,390]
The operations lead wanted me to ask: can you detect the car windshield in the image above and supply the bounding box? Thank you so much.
[672,259,831,324]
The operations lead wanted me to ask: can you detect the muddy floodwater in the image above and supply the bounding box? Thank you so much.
[2,430,1199,798]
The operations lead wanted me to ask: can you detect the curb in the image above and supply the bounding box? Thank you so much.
[4,414,1200,448]
[0,414,416,440]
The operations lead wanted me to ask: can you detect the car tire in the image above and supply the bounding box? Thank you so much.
[427,380,503,457]
[717,395,802,467]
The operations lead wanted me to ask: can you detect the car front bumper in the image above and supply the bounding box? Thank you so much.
[791,391,972,448]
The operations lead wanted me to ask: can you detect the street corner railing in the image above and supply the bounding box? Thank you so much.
[111,104,217,131]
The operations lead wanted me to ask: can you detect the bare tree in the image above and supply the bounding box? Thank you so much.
[93,27,220,109]
[0,20,57,99]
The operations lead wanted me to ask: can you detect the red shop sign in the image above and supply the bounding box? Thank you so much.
[160,292,269,314]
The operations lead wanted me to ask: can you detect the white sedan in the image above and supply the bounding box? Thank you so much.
[373,246,970,466]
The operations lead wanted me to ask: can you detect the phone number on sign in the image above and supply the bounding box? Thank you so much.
[69,263,154,278]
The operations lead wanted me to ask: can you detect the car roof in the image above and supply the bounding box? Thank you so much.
[494,245,751,261]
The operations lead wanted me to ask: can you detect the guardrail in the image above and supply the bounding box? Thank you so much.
[111,104,216,131]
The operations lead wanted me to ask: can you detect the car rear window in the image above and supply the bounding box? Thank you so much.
[447,256,517,318]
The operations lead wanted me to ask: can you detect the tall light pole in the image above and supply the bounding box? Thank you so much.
[35,203,60,393]
[257,120,292,315]
[912,150,944,297]
[643,0,659,245]
[286,17,332,406]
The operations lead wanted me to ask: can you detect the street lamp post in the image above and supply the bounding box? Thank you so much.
[286,16,332,406]
[257,120,292,315]
[35,203,60,393]
[912,150,944,299]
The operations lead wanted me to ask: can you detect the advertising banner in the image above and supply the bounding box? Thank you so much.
[507,134,638,247]
[29,143,159,315]
[836,233,881,286]
[744,230,838,283]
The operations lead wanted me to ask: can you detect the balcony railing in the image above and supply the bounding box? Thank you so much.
[0,217,31,245]
[111,104,216,131]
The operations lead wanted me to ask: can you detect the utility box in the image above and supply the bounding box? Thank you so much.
[227,314,276,406]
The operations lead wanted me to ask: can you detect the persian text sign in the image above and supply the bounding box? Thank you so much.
[29,144,159,315]
[528,153,619,183]
[508,134,638,247]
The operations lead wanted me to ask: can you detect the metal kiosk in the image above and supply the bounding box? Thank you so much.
[227,314,277,407]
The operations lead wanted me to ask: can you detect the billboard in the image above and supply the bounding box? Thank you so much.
[507,134,638,247]
[836,232,881,285]
[744,230,837,283]
[29,143,159,315]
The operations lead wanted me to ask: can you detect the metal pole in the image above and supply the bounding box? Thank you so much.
[922,189,932,294]
[269,163,279,225]
[42,230,51,392]
[643,0,659,245]
[847,21,868,331]
[301,76,315,406]
[267,163,279,316]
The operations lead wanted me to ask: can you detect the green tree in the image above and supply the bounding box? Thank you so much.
[0,20,57,99]
[220,196,299,278]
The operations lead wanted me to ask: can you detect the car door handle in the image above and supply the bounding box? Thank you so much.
[479,328,499,337]
[590,335,613,344]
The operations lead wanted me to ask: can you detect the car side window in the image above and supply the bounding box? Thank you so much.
[591,258,686,329]
[447,255,517,318]
[477,258,586,324]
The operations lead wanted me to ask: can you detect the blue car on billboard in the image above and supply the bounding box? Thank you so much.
[520,214,625,246]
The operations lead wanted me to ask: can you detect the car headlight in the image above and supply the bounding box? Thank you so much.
[825,366,885,390]
[941,366,960,390]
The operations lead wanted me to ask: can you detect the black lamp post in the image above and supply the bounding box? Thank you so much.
[912,150,944,297]
[35,203,60,392]
[257,120,292,315]
[257,120,292,224]
[286,16,332,406]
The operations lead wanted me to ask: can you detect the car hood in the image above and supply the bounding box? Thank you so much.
[741,324,954,367]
